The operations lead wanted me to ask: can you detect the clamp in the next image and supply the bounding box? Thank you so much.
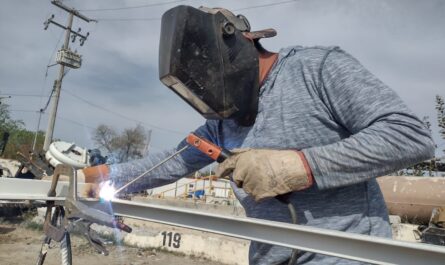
[38,165,132,264]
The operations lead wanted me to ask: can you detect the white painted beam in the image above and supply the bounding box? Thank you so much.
[1,178,445,265]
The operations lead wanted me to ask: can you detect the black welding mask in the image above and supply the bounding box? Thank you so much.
[159,5,276,126]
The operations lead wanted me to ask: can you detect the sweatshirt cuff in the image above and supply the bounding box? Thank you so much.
[296,151,314,187]
[301,148,329,190]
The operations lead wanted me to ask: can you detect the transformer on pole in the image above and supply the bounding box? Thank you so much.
[42,0,96,151]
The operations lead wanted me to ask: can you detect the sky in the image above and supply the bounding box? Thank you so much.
[1,0,444,156]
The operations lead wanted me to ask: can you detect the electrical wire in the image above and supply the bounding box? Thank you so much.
[10,109,167,151]
[79,0,187,12]
[93,0,300,22]
[41,87,56,112]
[10,109,96,130]
[233,0,299,11]
[0,94,47,98]
[56,116,96,130]
[61,89,186,135]
[10,109,39,113]
[95,17,161,22]
[29,28,66,143]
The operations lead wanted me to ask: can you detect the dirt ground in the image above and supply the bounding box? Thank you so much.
[0,221,225,265]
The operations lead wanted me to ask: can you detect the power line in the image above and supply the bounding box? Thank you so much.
[0,94,48,98]
[56,115,96,130]
[233,0,298,11]
[79,0,186,12]
[8,89,188,136]
[10,109,96,130]
[10,109,39,113]
[94,0,299,22]
[41,85,56,112]
[96,17,161,21]
[61,89,186,135]
[10,109,177,150]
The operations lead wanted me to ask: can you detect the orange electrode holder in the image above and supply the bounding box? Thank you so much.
[187,134,294,208]
[186,133,232,163]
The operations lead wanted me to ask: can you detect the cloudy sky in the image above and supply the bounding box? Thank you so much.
[1,0,444,155]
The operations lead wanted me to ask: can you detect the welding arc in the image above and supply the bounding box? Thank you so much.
[113,145,189,195]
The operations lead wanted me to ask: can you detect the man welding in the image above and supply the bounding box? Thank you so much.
[81,6,435,265]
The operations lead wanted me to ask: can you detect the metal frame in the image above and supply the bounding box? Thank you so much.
[2,178,445,265]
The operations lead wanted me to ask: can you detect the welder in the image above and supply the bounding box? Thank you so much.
[80,6,435,265]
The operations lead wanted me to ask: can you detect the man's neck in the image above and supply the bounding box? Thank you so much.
[259,51,279,85]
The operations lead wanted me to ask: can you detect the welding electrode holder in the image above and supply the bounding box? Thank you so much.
[186,133,292,203]
[186,133,232,162]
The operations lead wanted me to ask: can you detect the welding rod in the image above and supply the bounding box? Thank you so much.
[113,145,190,195]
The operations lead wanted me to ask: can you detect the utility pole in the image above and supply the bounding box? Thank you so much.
[42,0,96,151]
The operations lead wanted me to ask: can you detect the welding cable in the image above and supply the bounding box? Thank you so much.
[60,232,72,265]
[59,208,73,265]
[276,193,299,265]
[287,203,299,265]
[36,207,61,265]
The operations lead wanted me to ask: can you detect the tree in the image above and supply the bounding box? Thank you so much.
[394,97,445,176]
[0,100,24,132]
[92,124,117,153]
[0,99,43,159]
[2,129,45,159]
[92,124,149,163]
[118,125,147,162]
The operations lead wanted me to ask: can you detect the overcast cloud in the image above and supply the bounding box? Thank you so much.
[1,0,444,155]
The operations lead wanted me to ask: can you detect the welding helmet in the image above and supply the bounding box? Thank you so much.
[159,5,276,126]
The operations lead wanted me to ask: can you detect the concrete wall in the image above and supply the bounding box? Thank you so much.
[120,219,249,265]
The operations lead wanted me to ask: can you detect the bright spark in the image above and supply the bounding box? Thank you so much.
[99,180,116,201]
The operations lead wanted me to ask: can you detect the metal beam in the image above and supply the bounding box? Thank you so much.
[2,178,445,264]
[0,178,68,201]
[94,199,445,265]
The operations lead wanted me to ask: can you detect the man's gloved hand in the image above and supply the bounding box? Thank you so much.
[216,149,314,201]
[82,165,110,183]
[79,164,110,198]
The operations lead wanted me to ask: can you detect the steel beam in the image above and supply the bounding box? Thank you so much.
[2,178,445,264]
[0,178,68,201]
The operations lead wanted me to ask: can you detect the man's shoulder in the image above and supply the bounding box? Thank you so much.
[280,45,341,61]
[278,45,348,74]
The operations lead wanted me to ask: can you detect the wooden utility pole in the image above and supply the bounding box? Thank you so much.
[42,0,96,151]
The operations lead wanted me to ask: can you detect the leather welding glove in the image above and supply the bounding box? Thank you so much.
[216,149,314,201]
[78,164,110,198]
[82,164,110,183]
